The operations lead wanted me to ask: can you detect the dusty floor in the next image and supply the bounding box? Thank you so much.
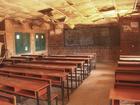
[66,63,115,105]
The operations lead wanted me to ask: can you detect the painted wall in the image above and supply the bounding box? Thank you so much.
[48,24,120,62]
[5,19,50,57]
[120,16,140,55]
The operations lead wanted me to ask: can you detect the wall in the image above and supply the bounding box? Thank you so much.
[120,16,140,55]
[5,19,50,57]
[48,24,120,62]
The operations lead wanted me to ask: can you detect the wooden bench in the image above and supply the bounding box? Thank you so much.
[119,57,140,62]
[0,91,16,105]
[115,72,140,83]
[3,62,79,89]
[116,66,140,83]
[120,55,140,58]
[116,66,140,71]
[49,54,96,69]
[10,56,92,78]
[110,84,140,105]
[0,75,57,105]
[21,59,85,83]
[36,56,92,76]
[110,56,140,105]
[21,54,45,58]
[11,56,34,61]
[0,66,69,105]
[118,61,140,67]
[21,53,96,59]
[6,56,92,87]
[7,58,85,83]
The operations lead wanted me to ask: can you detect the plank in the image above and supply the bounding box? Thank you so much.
[0,66,68,84]
[0,91,16,105]
[110,85,140,102]
[0,75,51,104]
[115,73,140,82]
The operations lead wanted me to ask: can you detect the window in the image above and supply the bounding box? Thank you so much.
[15,32,30,54]
[35,33,46,51]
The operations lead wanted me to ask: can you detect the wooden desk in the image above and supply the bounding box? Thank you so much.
[118,61,140,66]
[49,55,96,70]
[115,66,140,86]
[20,59,85,82]
[22,53,96,58]
[4,58,85,83]
[38,56,90,64]
[110,85,140,105]
[0,101,14,105]
[5,57,86,88]
[38,60,85,80]
[115,72,140,83]
[5,62,78,89]
[0,91,16,105]
[22,54,45,58]
[120,55,140,58]
[10,56,92,76]
[3,61,76,73]
[0,75,52,105]
[11,56,34,61]
[116,66,140,71]
[0,66,69,105]
[22,54,96,70]
[119,58,140,62]
[11,55,93,64]
[4,58,26,63]
[37,57,92,74]
[49,54,94,58]
[0,66,68,84]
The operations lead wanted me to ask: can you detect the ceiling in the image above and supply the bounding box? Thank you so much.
[0,0,139,28]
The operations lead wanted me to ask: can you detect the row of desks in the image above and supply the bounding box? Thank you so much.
[1,54,96,105]
[0,74,57,105]
[110,55,140,105]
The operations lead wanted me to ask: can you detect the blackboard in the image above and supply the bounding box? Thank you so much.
[64,27,114,47]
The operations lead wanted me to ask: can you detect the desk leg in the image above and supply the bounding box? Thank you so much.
[61,78,64,105]
[85,62,89,76]
[89,60,92,71]
[36,92,40,105]
[135,103,140,105]
[110,100,112,105]
[55,97,58,105]
[66,75,69,100]
[88,60,91,74]
[75,68,78,88]
[83,64,85,79]
[113,100,120,105]
[70,72,73,92]
[47,86,51,105]
[79,64,83,83]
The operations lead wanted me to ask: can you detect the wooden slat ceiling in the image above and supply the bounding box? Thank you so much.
[0,0,139,27]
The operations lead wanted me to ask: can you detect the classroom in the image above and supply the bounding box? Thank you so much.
[0,0,139,105]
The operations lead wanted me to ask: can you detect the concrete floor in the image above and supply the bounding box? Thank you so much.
[66,63,115,105]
